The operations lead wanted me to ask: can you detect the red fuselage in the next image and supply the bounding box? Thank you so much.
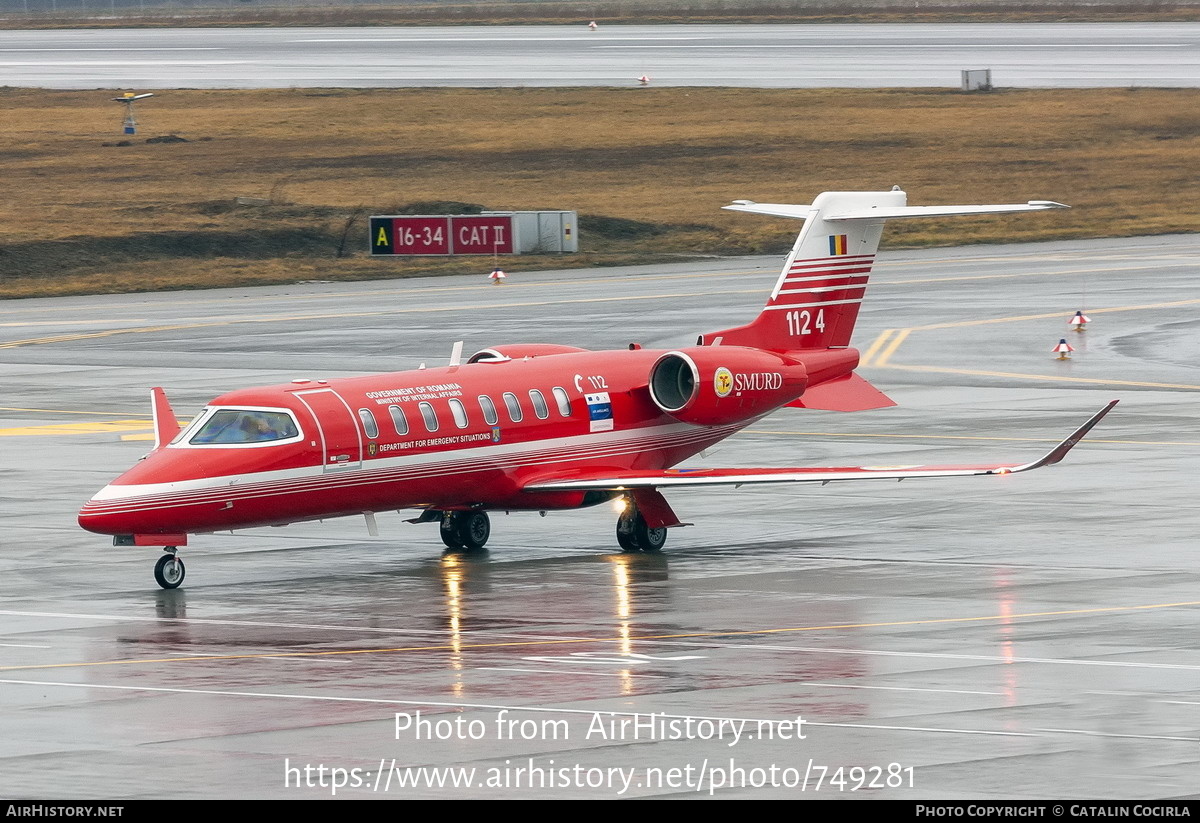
[78,344,829,538]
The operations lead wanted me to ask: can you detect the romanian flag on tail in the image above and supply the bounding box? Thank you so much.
[829,234,848,255]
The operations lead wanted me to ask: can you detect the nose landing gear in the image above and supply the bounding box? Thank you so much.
[154,548,185,589]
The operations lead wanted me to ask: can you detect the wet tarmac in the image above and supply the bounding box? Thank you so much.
[1,234,1199,798]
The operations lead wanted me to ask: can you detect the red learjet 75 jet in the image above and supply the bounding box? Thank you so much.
[79,189,1116,589]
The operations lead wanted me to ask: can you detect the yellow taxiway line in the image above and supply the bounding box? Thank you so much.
[3,599,1198,673]
[872,328,911,368]
[857,329,894,367]
[0,420,155,437]
[859,297,1200,389]
[0,406,151,417]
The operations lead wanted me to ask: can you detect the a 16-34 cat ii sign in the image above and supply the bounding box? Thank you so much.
[370,212,577,256]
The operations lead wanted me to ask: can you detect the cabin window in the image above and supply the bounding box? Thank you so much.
[449,398,469,429]
[388,404,409,435]
[358,408,379,439]
[478,395,498,426]
[503,392,523,422]
[188,409,299,445]
[552,387,572,417]
[529,389,549,420]
[419,401,439,432]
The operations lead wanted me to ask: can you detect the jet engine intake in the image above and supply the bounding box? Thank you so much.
[647,347,807,426]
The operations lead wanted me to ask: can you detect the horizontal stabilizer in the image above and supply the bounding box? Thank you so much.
[722,200,1069,221]
[786,373,896,412]
[524,402,1117,492]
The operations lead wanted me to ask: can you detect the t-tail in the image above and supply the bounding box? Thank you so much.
[699,188,1068,410]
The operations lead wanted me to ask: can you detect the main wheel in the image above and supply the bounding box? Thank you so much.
[616,509,639,552]
[439,514,464,549]
[458,511,491,551]
[634,517,667,552]
[154,553,185,589]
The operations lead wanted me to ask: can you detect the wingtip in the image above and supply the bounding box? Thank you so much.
[1021,400,1119,471]
[1041,400,1123,467]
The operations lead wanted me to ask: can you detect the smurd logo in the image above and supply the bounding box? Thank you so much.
[714,367,733,398]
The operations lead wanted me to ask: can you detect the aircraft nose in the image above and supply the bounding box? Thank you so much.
[78,486,145,536]
[79,491,125,535]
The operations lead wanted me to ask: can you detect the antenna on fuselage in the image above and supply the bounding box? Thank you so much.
[449,341,464,367]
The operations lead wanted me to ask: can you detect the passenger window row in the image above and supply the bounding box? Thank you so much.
[359,387,573,438]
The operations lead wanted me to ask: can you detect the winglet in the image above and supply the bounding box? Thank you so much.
[1006,400,1118,474]
[151,387,181,450]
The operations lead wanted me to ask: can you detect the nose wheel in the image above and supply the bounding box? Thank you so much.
[616,508,667,553]
[154,550,185,589]
[440,511,491,551]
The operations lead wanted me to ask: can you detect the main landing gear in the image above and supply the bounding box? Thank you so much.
[616,507,667,553]
[154,548,185,589]
[440,510,491,551]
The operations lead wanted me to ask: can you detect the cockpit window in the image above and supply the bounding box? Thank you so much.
[169,411,206,445]
[188,409,299,445]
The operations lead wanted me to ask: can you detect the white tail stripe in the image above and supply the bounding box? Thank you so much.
[788,266,872,278]
[762,298,863,311]
[791,254,875,264]
[786,267,871,278]
[772,287,866,298]
[788,259,874,272]
[781,273,870,286]
[806,285,867,295]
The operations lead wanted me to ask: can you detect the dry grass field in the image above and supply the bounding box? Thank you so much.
[0,86,1196,298]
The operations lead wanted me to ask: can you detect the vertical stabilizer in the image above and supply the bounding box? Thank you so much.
[701,189,905,352]
[702,191,1068,355]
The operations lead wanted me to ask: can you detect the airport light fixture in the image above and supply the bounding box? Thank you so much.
[112,92,154,135]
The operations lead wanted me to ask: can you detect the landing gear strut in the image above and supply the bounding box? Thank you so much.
[616,507,667,553]
[154,548,185,589]
[440,510,491,551]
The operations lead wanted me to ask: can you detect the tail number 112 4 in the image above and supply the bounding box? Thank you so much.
[786,309,825,336]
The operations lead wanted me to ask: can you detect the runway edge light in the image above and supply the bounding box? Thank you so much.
[1053,338,1076,360]
[1070,310,1090,332]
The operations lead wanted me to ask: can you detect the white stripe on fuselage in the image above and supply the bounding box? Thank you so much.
[85,420,740,509]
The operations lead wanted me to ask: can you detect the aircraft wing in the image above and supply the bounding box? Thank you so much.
[525,401,1116,493]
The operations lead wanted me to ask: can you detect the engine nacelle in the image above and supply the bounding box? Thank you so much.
[468,344,590,363]
[648,347,808,426]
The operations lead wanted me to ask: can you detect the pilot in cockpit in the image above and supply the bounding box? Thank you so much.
[238,413,279,442]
